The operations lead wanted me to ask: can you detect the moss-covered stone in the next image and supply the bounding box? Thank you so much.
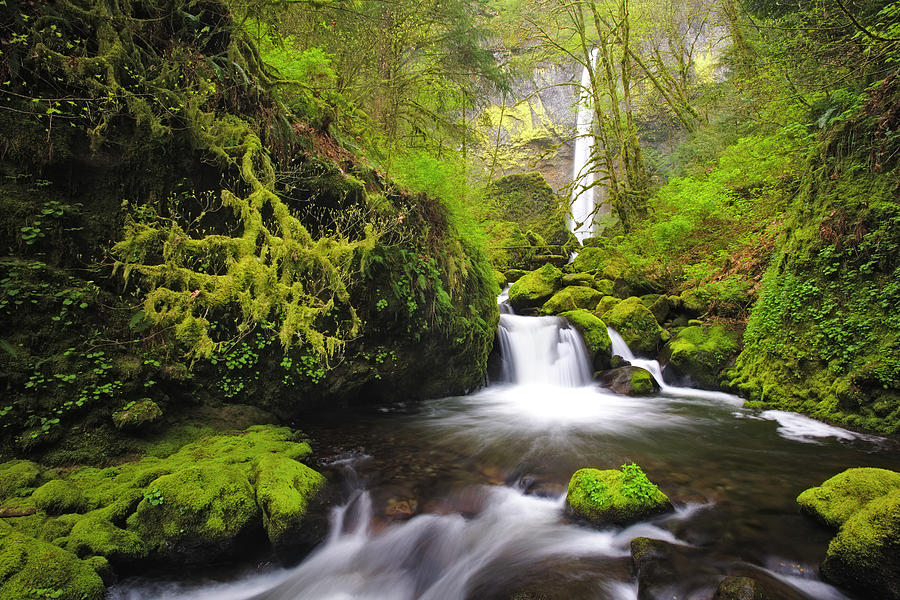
[541,286,604,315]
[821,488,900,600]
[594,278,615,296]
[561,273,596,288]
[508,264,563,312]
[601,297,664,357]
[251,453,326,559]
[597,366,659,396]
[559,309,612,371]
[680,289,708,318]
[62,511,148,563]
[667,325,740,390]
[505,269,527,283]
[111,399,163,431]
[0,460,45,500]
[713,576,770,600]
[647,296,671,324]
[492,269,507,291]
[31,480,87,516]
[565,464,672,526]
[0,532,105,600]
[797,468,900,529]
[595,295,620,315]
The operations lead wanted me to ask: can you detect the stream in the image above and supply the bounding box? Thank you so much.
[111,296,900,600]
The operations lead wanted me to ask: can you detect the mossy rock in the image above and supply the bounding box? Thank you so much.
[541,286,604,315]
[601,297,664,357]
[561,273,596,288]
[508,263,563,312]
[565,465,672,526]
[127,465,260,563]
[560,309,612,371]
[713,576,770,600]
[111,398,163,431]
[0,532,105,600]
[61,511,148,563]
[797,467,900,529]
[505,269,527,283]
[570,246,628,275]
[492,269,507,291]
[594,278,615,296]
[251,453,327,560]
[597,366,659,396]
[680,289,708,318]
[0,460,45,500]
[595,295,620,315]
[647,296,671,324]
[667,325,740,390]
[821,488,900,600]
[32,480,87,515]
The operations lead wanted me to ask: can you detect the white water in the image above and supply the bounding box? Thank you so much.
[496,314,592,386]
[569,49,598,244]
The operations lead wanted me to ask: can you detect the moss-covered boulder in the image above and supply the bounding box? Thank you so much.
[0,532,106,600]
[595,295,620,315]
[541,286,604,315]
[561,273,596,288]
[560,309,612,371]
[0,460,45,499]
[251,453,326,560]
[601,297,665,356]
[508,263,563,312]
[32,480,87,515]
[713,576,770,600]
[597,366,659,396]
[821,488,900,600]
[127,465,260,563]
[647,296,671,324]
[505,269,527,283]
[565,464,672,526]
[666,325,740,389]
[62,512,148,563]
[111,398,163,431]
[797,467,900,528]
[594,278,615,297]
[680,289,708,318]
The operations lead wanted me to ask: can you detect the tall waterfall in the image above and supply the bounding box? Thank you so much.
[569,49,598,244]
[496,314,593,387]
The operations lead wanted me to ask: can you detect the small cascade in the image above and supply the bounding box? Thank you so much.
[569,48,599,244]
[497,285,514,314]
[496,314,593,387]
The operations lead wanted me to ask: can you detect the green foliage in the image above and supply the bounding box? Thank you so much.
[142,487,164,507]
[620,462,661,503]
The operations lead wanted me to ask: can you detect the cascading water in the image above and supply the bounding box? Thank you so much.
[495,314,593,386]
[569,49,599,244]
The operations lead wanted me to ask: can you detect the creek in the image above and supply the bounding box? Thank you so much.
[111,295,899,600]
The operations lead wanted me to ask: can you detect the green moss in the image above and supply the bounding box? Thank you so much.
[559,309,612,371]
[561,273,596,288]
[630,369,654,395]
[821,488,900,600]
[601,297,664,356]
[594,279,615,296]
[505,269,527,283]
[0,532,105,600]
[61,512,147,563]
[570,246,629,275]
[680,289,708,318]
[111,399,163,431]
[0,461,45,500]
[668,325,740,389]
[565,465,672,526]
[595,295,620,315]
[31,480,87,516]
[251,453,326,554]
[541,286,604,315]
[492,269,507,291]
[508,264,563,311]
[797,468,900,529]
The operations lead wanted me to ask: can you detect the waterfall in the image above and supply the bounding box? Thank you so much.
[570,49,598,244]
[496,314,593,387]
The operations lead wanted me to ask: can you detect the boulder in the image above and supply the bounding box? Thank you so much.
[492,269,507,291]
[601,297,665,356]
[559,309,613,371]
[597,366,659,396]
[595,295,620,315]
[541,286,604,315]
[0,460,44,499]
[504,268,528,283]
[111,398,162,431]
[561,272,596,288]
[508,263,563,312]
[666,325,740,390]
[821,488,900,600]
[595,278,615,296]
[797,467,900,528]
[566,464,672,526]
[713,576,770,600]
[647,296,671,324]
[680,289,708,318]
[32,479,87,515]
[0,532,106,600]
[62,511,148,563]
[251,453,327,561]
[631,536,721,600]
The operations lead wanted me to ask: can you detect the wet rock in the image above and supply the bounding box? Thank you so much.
[713,576,770,600]
[561,272,596,288]
[508,264,563,312]
[665,325,740,390]
[609,355,631,369]
[797,467,900,528]
[505,269,528,283]
[541,286,603,315]
[631,537,720,600]
[566,465,672,526]
[559,309,612,371]
[601,297,665,356]
[597,366,659,396]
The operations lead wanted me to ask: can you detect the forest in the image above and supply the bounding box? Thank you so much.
[0,0,898,598]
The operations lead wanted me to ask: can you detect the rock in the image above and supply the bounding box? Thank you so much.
[680,289,708,318]
[508,263,563,312]
[666,325,740,390]
[251,453,327,561]
[566,464,672,526]
[595,295,620,315]
[111,398,162,431]
[648,296,671,324]
[821,488,900,600]
[561,272,596,288]
[713,576,770,600]
[595,278,615,296]
[597,366,659,396]
[609,355,631,369]
[492,269,507,291]
[62,511,148,563]
[559,309,612,371]
[32,479,87,515]
[541,286,604,315]
[0,532,106,600]
[601,297,665,356]
[570,246,628,275]
[127,465,261,563]
[0,460,44,499]
[797,467,900,528]
[505,269,528,283]
[631,536,720,600]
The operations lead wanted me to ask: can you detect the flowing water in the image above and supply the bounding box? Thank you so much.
[112,298,899,600]
[569,48,599,244]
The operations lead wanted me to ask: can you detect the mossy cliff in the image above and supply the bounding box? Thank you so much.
[728,77,900,434]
